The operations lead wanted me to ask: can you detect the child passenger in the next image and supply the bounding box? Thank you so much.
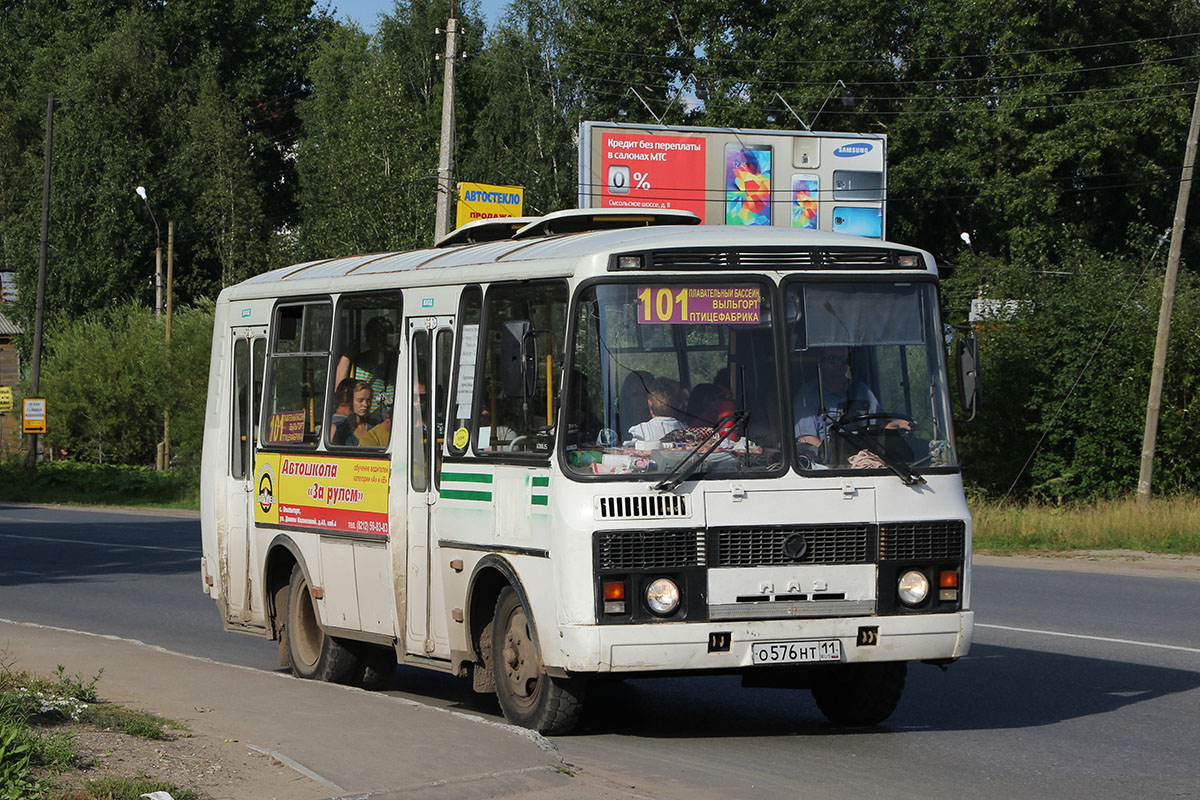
[334,381,372,446]
[627,377,688,443]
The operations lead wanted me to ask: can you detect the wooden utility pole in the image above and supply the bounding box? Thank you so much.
[27,95,53,467]
[433,12,458,240]
[163,220,174,469]
[1137,78,1200,505]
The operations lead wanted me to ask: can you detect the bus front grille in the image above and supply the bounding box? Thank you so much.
[879,520,966,561]
[711,525,873,567]
[596,529,705,569]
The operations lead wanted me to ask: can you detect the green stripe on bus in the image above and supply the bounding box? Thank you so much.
[531,476,549,487]
[441,471,493,484]
[531,495,549,506]
[441,489,493,502]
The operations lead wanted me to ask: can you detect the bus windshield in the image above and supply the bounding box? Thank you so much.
[564,281,786,479]
[784,279,957,472]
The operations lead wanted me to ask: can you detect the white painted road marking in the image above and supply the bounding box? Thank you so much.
[978,622,1200,654]
[0,532,197,554]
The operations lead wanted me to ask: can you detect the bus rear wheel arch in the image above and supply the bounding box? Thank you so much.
[490,586,585,735]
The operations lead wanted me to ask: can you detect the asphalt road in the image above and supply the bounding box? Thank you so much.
[1,503,1197,799]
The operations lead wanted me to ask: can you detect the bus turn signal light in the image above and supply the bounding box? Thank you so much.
[938,569,959,601]
[603,580,626,615]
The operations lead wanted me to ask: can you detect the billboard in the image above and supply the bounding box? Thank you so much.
[455,181,524,228]
[579,121,886,237]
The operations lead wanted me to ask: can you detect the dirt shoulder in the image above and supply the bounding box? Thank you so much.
[973,549,1200,580]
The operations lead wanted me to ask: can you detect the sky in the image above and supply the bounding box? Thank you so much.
[327,0,508,34]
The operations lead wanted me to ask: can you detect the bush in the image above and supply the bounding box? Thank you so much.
[0,462,198,507]
[32,302,214,469]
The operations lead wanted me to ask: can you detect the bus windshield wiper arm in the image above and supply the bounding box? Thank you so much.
[653,409,749,492]
[823,415,926,487]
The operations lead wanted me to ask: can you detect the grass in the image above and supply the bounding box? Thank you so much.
[971,495,1200,554]
[0,660,192,799]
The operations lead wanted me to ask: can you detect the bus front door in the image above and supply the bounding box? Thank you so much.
[223,329,266,627]
[404,316,454,659]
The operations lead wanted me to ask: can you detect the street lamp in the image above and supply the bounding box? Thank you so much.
[135,185,162,318]
[135,185,172,470]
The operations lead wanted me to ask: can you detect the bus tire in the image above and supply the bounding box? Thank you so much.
[491,587,584,735]
[811,661,907,726]
[285,564,358,684]
[352,644,397,690]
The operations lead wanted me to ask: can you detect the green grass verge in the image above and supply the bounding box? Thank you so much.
[971,495,1200,554]
[0,662,192,799]
[0,462,198,510]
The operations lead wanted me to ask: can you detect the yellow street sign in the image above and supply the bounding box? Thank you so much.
[455,182,524,228]
[0,386,12,413]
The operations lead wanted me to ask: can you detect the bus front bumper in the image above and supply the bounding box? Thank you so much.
[553,610,973,675]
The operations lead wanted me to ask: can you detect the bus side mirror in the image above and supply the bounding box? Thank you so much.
[500,320,536,398]
[956,333,980,421]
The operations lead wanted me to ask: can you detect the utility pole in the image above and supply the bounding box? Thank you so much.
[163,220,173,469]
[27,95,53,468]
[433,10,458,240]
[1137,78,1200,505]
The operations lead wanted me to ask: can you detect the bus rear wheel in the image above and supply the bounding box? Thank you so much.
[491,587,584,735]
[285,564,358,684]
[811,661,907,726]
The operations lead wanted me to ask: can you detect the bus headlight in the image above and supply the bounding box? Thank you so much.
[645,578,681,616]
[898,570,930,606]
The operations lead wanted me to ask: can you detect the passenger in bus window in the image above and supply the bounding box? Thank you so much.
[792,346,910,460]
[335,316,397,424]
[333,381,372,446]
[359,408,391,447]
[627,377,688,444]
[330,378,357,429]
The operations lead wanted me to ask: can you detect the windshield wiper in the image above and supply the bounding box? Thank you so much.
[653,410,750,492]
[823,415,926,487]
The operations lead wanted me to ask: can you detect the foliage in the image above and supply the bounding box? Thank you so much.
[943,235,1200,500]
[0,462,199,507]
[4,0,1200,502]
[31,303,213,468]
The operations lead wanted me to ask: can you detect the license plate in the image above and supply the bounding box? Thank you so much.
[751,639,842,665]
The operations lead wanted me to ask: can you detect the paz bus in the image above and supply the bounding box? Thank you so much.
[200,209,976,734]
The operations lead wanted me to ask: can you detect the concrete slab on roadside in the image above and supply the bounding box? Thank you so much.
[974,550,1200,581]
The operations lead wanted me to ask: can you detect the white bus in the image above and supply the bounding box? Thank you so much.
[200,209,976,734]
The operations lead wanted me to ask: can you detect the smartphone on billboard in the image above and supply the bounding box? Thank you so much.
[831,207,883,238]
[791,174,819,229]
[725,144,772,225]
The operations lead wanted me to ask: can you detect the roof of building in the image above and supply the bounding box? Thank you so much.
[0,310,21,336]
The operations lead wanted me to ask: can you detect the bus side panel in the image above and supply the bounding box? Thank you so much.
[200,296,232,606]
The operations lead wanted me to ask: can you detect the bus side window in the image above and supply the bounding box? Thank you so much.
[327,292,402,448]
[477,281,568,455]
[262,302,332,448]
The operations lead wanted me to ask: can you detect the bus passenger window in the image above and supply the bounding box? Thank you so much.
[476,281,568,455]
[327,292,402,449]
[262,302,332,448]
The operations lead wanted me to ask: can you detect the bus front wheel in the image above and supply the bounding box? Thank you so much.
[811,661,907,726]
[491,587,585,735]
[285,564,358,684]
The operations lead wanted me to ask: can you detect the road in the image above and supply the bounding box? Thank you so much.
[1,503,1197,799]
